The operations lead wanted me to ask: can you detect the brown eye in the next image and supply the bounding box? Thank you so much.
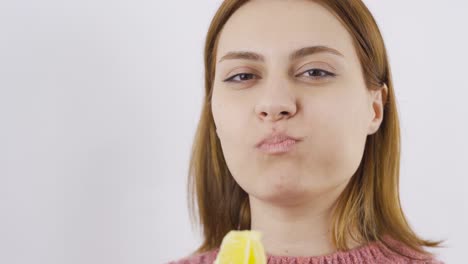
[298,69,336,79]
[224,73,258,83]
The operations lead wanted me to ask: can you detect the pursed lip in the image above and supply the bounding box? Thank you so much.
[255,132,301,148]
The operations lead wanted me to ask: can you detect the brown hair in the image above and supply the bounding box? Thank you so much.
[187,0,445,260]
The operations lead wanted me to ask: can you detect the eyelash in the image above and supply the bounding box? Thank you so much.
[223,69,336,83]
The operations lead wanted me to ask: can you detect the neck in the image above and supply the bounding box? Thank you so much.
[249,183,359,256]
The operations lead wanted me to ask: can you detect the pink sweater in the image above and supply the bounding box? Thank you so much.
[167,236,444,264]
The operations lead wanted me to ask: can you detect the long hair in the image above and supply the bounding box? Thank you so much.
[187,0,445,260]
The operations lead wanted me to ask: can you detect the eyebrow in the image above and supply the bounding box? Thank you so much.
[217,45,344,63]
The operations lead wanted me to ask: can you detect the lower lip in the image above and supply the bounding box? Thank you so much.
[257,139,298,154]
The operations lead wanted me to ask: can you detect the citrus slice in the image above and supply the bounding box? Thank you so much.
[214,230,267,264]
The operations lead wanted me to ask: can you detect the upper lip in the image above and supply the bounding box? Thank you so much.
[255,132,301,147]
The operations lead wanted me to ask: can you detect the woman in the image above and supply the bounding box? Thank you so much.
[169,0,445,263]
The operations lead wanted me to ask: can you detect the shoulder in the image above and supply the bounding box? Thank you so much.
[376,235,445,264]
[165,249,219,264]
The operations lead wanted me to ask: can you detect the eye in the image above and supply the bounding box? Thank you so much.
[297,68,336,79]
[223,73,258,83]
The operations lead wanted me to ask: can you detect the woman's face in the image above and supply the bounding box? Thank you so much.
[211,0,384,205]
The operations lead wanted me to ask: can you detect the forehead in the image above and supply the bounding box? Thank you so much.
[216,0,356,61]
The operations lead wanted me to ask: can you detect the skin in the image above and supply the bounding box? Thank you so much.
[211,0,387,256]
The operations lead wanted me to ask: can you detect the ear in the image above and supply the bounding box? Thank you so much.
[367,83,388,135]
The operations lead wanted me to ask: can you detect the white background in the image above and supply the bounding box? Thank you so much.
[0,1,466,263]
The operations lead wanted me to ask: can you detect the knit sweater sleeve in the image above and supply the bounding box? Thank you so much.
[166,236,445,264]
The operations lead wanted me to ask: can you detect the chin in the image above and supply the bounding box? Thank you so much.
[256,180,309,206]
[261,192,308,207]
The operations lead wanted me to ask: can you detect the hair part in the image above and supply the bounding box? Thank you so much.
[187,0,445,260]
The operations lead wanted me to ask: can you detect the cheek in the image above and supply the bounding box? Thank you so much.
[303,94,368,175]
[212,94,248,144]
[211,90,252,172]
[211,90,263,194]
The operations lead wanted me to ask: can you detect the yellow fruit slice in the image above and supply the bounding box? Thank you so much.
[214,230,267,264]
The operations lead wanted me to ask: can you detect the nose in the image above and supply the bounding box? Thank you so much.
[254,83,297,122]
